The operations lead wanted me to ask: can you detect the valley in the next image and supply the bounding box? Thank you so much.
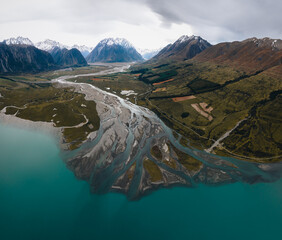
[1,59,281,199]
[0,35,281,199]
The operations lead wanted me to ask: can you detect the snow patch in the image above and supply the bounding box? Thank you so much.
[177,35,198,43]
[98,38,134,49]
[120,90,137,96]
[3,36,34,46]
[272,39,277,47]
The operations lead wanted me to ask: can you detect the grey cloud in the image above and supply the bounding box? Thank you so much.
[0,0,153,32]
[143,0,282,42]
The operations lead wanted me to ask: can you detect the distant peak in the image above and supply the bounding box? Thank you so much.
[35,39,69,51]
[43,39,58,44]
[244,37,282,50]
[3,36,34,46]
[177,35,201,43]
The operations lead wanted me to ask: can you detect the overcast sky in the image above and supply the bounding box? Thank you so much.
[0,0,281,50]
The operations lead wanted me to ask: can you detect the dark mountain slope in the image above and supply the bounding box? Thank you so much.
[0,43,55,73]
[50,47,87,68]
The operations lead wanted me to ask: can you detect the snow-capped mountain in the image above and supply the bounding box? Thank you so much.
[138,48,162,60]
[71,45,93,58]
[2,36,142,60]
[176,35,208,45]
[35,40,93,56]
[35,39,69,52]
[86,38,143,63]
[3,36,34,46]
[151,35,211,61]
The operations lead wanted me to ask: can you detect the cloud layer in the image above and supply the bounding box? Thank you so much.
[0,0,281,49]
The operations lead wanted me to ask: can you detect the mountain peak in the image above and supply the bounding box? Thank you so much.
[35,39,69,52]
[3,36,34,46]
[176,35,203,44]
[99,38,134,49]
[151,35,211,62]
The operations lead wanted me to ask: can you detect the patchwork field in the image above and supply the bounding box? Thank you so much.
[129,60,282,161]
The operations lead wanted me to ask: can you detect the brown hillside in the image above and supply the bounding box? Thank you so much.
[194,38,282,74]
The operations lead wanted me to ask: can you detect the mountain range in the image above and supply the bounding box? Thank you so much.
[2,37,93,58]
[1,35,282,74]
[1,36,156,60]
[0,36,146,72]
[0,38,88,73]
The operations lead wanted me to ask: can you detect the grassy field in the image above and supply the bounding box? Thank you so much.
[0,76,100,150]
[143,157,163,182]
[69,72,150,103]
[216,92,282,161]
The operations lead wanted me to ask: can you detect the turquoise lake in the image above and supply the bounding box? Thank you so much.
[0,123,281,240]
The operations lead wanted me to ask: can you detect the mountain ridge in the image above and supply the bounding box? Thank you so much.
[194,37,282,74]
[2,37,93,58]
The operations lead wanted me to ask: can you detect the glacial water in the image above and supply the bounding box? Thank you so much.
[0,123,282,240]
